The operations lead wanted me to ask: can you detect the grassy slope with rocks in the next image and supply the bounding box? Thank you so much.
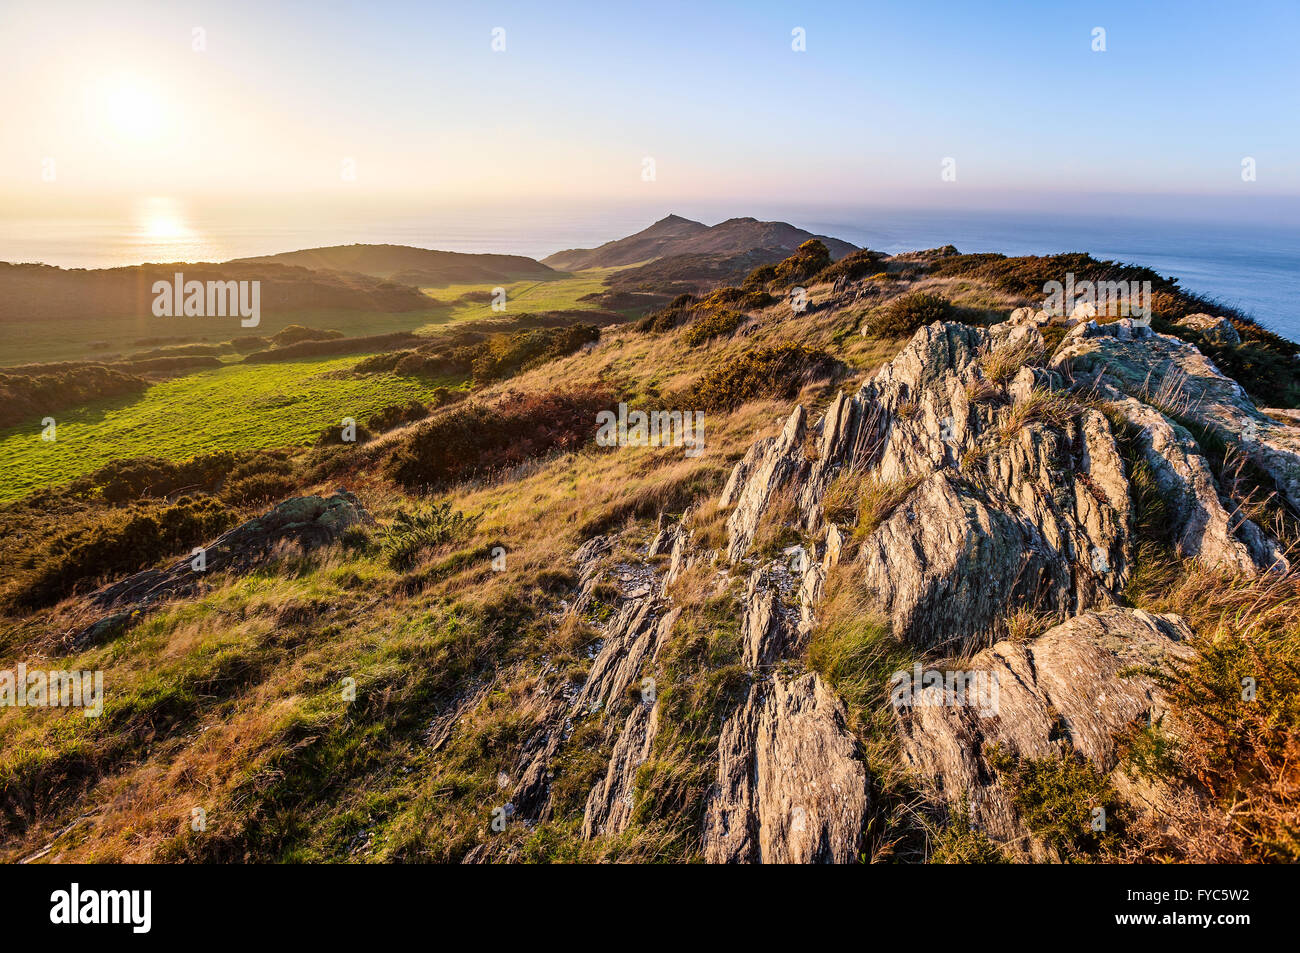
[1,242,1296,863]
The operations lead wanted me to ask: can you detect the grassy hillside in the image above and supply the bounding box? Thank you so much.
[231,244,560,286]
[2,243,1295,865]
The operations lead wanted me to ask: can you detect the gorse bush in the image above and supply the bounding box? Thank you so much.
[639,287,771,337]
[989,747,1130,860]
[814,247,888,284]
[638,294,698,333]
[682,344,839,411]
[865,292,954,337]
[470,325,599,383]
[353,325,598,387]
[1142,568,1300,861]
[681,307,743,347]
[315,421,372,446]
[772,239,832,286]
[381,501,479,570]
[221,472,296,506]
[0,366,148,428]
[270,325,344,347]
[69,449,293,504]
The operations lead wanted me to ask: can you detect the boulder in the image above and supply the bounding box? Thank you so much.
[1176,313,1241,347]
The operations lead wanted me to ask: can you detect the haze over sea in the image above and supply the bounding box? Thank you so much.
[3,200,1297,342]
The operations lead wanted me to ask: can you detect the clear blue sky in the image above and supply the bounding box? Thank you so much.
[2,0,1298,209]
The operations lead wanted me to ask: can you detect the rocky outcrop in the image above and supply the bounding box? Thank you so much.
[895,607,1192,858]
[582,701,657,839]
[719,321,1144,650]
[1054,321,1300,514]
[720,405,808,564]
[68,491,371,647]
[1109,396,1287,572]
[513,531,678,825]
[715,319,1290,658]
[703,673,868,863]
[694,313,1297,861]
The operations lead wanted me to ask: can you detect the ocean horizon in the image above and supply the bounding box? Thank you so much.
[3,202,1297,342]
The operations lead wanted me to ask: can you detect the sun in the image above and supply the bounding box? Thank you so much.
[102,78,167,142]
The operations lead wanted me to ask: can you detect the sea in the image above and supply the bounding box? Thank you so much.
[2,199,1297,342]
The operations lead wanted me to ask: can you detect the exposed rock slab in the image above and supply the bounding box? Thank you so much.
[1054,324,1300,514]
[895,607,1192,856]
[703,673,868,863]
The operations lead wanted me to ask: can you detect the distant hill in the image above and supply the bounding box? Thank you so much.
[0,261,432,323]
[541,214,856,271]
[231,244,561,286]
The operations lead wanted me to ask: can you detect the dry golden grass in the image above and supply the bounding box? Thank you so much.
[978,335,1045,386]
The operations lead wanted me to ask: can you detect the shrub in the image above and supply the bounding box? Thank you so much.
[271,325,344,347]
[470,325,599,382]
[5,497,238,610]
[682,344,839,412]
[681,307,743,347]
[773,239,832,286]
[989,747,1130,860]
[368,400,430,433]
[381,501,479,570]
[88,451,250,503]
[742,264,777,291]
[0,366,148,429]
[315,421,372,446]
[1138,568,1300,861]
[865,292,954,337]
[385,387,613,491]
[814,248,888,284]
[221,472,296,506]
[638,294,697,333]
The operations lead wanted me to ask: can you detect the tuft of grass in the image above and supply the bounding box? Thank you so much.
[854,473,923,540]
[978,336,1045,386]
[807,574,929,861]
[997,388,1079,442]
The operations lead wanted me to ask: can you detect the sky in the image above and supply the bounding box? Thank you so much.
[2,0,1298,217]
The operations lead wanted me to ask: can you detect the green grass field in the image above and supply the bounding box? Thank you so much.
[417,268,621,328]
[0,355,463,502]
[0,270,631,501]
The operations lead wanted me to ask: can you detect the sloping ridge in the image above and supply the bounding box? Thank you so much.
[230,243,560,286]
